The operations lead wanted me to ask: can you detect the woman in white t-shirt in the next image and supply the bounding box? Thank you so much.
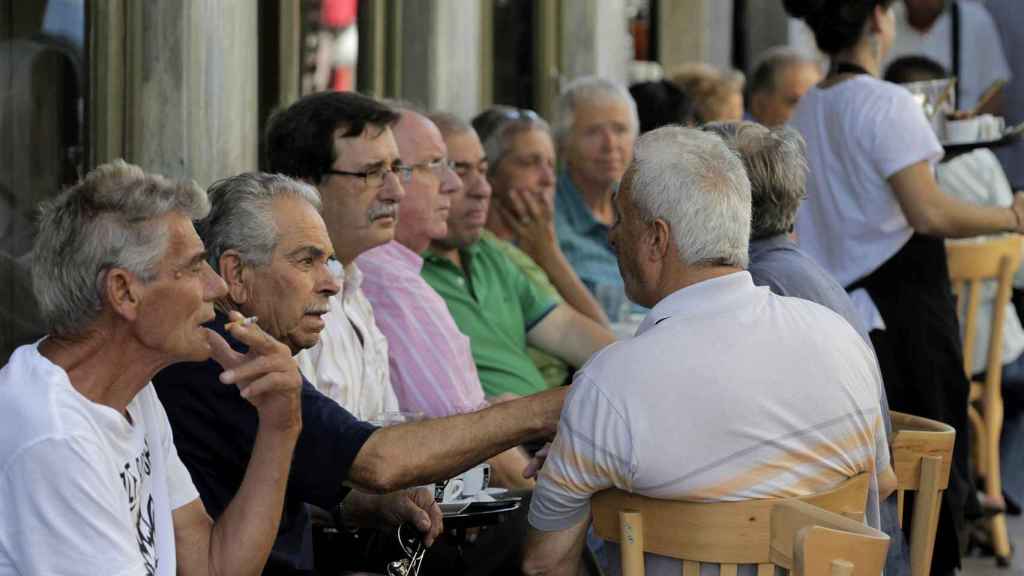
[783,0,1024,573]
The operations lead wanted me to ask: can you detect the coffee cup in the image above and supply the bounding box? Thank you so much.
[976,114,1005,140]
[945,117,980,144]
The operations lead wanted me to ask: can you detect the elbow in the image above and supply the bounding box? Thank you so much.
[907,213,944,237]
[521,553,554,576]
[349,442,406,494]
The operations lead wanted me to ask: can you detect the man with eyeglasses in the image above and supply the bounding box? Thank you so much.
[354,107,535,489]
[145,90,569,575]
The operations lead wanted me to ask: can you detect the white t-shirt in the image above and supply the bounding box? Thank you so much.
[0,342,199,576]
[883,1,1011,111]
[529,272,890,576]
[792,75,944,328]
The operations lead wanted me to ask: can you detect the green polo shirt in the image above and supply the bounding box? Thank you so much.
[422,233,558,398]
[485,232,571,390]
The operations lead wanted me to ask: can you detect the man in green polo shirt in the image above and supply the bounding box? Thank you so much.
[421,117,615,399]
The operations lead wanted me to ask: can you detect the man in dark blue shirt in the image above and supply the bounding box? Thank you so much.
[156,171,565,575]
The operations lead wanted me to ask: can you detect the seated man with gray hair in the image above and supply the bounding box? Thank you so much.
[522,127,893,575]
[703,120,906,574]
[553,76,640,321]
[154,171,568,574]
[0,161,303,575]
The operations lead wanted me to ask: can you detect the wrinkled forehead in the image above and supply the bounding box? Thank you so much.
[332,124,400,167]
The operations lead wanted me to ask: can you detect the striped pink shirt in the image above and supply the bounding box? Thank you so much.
[357,241,488,418]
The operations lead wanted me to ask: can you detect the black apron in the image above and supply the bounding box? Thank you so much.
[848,234,971,573]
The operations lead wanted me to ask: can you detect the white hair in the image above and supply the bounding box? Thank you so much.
[626,127,752,268]
[198,172,323,270]
[32,160,209,337]
[554,76,639,148]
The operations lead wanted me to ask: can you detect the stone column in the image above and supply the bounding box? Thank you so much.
[123,0,258,186]
[560,0,629,86]
[399,0,482,120]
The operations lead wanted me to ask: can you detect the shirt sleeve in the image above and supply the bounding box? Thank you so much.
[528,373,636,532]
[285,381,378,509]
[0,437,147,576]
[869,86,944,179]
[508,256,558,330]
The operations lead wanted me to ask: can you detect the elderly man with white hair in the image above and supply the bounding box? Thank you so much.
[0,161,303,575]
[553,76,639,320]
[522,127,894,576]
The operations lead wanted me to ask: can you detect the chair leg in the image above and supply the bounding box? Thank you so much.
[984,398,1012,563]
[909,457,944,576]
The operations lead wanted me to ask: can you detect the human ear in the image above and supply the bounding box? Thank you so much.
[219,251,250,305]
[105,268,141,322]
[647,219,672,262]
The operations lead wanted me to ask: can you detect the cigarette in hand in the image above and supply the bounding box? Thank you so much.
[226,316,258,330]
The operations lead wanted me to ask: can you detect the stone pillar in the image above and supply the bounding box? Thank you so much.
[658,0,734,74]
[560,0,629,85]
[399,0,482,120]
[124,0,258,186]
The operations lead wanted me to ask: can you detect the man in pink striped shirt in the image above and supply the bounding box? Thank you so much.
[358,106,533,489]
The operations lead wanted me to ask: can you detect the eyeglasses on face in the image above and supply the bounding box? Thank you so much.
[405,157,457,180]
[325,161,413,188]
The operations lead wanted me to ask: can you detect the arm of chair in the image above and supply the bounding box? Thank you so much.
[770,500,889,574]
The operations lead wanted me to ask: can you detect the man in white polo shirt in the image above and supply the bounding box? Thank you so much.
[522,127,896,575]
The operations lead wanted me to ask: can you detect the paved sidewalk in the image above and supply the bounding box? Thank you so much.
[963,513,1023,576]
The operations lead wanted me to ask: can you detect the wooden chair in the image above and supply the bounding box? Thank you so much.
[889,411,956,576]
[591,473,889,575]
[947,234,1022,565]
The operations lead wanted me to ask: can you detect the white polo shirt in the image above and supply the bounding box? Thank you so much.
[529,272,890,576]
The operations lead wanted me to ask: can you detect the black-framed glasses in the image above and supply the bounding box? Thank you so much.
[325,162,413,188]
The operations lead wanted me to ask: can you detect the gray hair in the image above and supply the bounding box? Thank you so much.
[554,76,639,148]
[32,159,209,337]
[197,172,322,272]
[702,121,808,240]
[626,127,751,268]
[748,46,820,97]
[470,106,553,177]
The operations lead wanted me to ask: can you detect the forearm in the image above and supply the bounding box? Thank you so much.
[209,423,299,575]
[348,387,566,493]
[915,192,1016,238]
[532,248,609,326]
[488,447,536,490]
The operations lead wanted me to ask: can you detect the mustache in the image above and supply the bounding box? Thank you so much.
[368,202,398,221]
[303,305,330,315]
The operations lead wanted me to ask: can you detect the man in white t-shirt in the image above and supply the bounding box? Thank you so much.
[522,127,895,576]
[0,161,303,576]
[883,0,1011,112]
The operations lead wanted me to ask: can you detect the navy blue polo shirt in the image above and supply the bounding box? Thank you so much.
[153,313,377,575]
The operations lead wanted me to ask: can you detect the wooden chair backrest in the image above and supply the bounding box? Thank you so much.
[592,473,873,574]
[946,234,1022,380]
[779,500,890,576]
[889,411,956,576]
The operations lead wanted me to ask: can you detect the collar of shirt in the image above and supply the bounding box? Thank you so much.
[339,260,363,299]
[636,271,761,335]
[359,240,425,275]
[748,233,797,260]
[557,170,611,236]
[423,241,482,273]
